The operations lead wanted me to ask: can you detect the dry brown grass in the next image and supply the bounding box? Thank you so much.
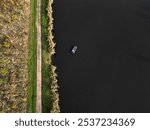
[0,0,30,112]
[47,0,60,113]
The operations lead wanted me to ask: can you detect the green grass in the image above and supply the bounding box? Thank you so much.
[27,0,37,113]
[41,0,52,112]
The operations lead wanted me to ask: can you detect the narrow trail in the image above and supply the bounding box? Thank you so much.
[36,0,42,113]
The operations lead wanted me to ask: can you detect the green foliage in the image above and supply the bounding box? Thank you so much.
[42,0,52,113]
[0,68,9,76]
[3,41,11,48]
[27,0,37,113]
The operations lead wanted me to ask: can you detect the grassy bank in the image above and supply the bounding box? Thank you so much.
[41,0,52,112]
[28,0,37,113]
[47,0,60,112]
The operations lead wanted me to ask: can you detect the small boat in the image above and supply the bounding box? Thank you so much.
[71,45,77,54]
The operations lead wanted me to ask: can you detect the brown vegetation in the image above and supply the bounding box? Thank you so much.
[47,0,60,112]
[0,0,30,112]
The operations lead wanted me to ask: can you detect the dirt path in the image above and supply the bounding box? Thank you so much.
[36,0,42,113]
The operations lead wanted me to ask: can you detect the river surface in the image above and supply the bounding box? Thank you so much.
[53,0,150,112]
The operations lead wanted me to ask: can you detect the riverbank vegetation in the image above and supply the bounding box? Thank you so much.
[42,0,60,112]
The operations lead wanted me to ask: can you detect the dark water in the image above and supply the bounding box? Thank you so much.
[53,0,150,112]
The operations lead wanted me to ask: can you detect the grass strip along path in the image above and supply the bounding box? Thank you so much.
[28,0,37,113]
[41,0,52,113]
